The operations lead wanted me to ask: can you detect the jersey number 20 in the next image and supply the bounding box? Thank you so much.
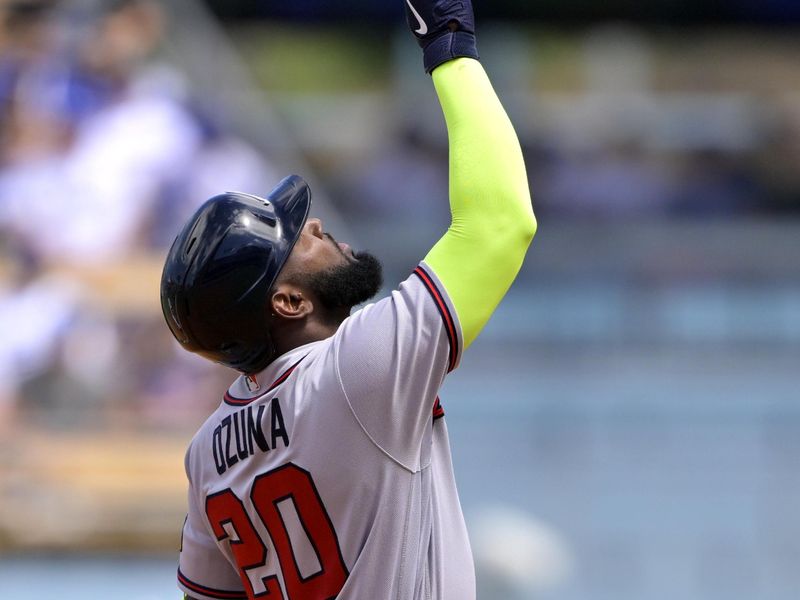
[205,463,348,600]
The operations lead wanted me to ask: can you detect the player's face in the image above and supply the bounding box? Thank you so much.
[279,218,383,312]
[288,218,354,273]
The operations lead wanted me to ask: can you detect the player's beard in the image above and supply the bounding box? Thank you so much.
[305,251,383,313]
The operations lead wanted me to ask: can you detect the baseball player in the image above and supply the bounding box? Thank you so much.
[161,0,536,598]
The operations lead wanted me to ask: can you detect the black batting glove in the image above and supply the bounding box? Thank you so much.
[403,0,479,74]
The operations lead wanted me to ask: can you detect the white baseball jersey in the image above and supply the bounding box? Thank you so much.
[177,263,474,600]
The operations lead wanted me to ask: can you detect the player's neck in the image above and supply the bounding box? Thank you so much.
[271,311,349,357]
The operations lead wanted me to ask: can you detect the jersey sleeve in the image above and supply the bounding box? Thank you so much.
[178,457,246,600]
[332,262,461,471]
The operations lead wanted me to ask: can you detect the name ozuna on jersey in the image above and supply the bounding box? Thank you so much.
[212,397,289,475]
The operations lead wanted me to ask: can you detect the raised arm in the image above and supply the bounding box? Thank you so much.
[404,0,536,349]
[425,57,536,348]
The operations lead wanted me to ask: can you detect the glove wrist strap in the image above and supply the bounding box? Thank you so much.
[423,31,479,74]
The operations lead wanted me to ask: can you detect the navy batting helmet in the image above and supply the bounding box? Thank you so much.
[160,175,312,373]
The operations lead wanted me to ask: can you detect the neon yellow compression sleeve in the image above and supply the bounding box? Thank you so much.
[425,58,537,349]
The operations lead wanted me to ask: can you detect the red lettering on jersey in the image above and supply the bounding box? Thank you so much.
[206,463,348,600]
[206,490,284,598]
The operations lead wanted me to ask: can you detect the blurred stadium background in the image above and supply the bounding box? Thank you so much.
[1,0,799,598]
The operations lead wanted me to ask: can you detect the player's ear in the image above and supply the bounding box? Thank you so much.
[270,283,313,320]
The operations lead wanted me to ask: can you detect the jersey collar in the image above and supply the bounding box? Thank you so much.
[224,341,321,406]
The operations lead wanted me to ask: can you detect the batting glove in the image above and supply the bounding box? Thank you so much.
[403,0,479,74]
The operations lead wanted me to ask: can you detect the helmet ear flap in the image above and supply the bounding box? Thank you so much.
[160,176,312,373]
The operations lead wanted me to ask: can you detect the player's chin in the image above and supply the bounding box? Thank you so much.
[309,252,383,310]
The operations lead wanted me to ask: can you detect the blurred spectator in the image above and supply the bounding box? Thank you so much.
[0,0,74,164]
[0,0,274,264]
[0,235,80,424]
[0,0,274,423]
[0,0,201,263]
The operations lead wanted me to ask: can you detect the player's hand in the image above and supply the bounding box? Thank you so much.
[403,0,479,73]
